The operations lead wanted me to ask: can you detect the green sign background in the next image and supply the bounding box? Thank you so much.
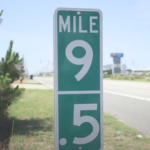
[59,94,101,150]
[54,8,103,150]
[57,10,101,91]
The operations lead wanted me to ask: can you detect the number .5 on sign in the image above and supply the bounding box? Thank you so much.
[54,8,103,150]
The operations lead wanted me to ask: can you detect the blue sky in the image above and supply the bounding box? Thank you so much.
[0,0,150,74]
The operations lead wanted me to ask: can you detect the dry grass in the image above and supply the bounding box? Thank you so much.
[104,114,150,150]
[104,74,150,81]
[8,90,54,150]
[7,90,150,150]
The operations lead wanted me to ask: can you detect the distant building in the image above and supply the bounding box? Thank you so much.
[132,68,150,73]
[103,64,112,70]
[39,72,53,76]
[110,53,124,74]
[103,64,126,75]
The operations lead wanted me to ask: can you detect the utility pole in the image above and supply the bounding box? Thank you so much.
[51,62,53,72]
[48,61,51,73]
[132,61,135,74]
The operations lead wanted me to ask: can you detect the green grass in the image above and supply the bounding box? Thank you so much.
[129,77,135,80]
[19,82,42,85]
[8,90,54,150]
[104,114,150,150]
[14,78,41,84]
[146,79,150,82]
[8,90,150,150]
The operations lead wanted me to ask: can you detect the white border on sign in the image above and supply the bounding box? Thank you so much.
[100,8,103,150]
[54,7,103,150]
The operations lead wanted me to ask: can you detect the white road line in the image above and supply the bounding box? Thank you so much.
[34,78,44,84]
[39,81,45,84]
[34,78,54,89]
[34,78,150,101]
[104,90,150,102]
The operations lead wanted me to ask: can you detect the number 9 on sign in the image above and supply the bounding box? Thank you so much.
[65,40,93,81]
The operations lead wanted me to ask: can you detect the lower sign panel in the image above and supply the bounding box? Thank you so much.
[58,94,101,150]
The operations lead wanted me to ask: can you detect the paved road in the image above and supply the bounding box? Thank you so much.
[35,77,54,89]
[104,80,150,136]
[35,77,150,136]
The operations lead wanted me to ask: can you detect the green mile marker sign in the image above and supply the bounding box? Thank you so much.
[54,8,103,150]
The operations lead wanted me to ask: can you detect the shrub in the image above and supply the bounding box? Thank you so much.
[130,77,135,80]
[0,73,24,116]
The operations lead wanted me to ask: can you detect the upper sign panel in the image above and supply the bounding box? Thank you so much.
[55,8,102,91]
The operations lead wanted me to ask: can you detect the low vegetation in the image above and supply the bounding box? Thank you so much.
[103,74,150,82]
[0,35,25,148]
[14,78,42,85]
[5,89,150,150]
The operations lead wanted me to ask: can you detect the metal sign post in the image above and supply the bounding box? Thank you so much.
[54,7,103,150]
